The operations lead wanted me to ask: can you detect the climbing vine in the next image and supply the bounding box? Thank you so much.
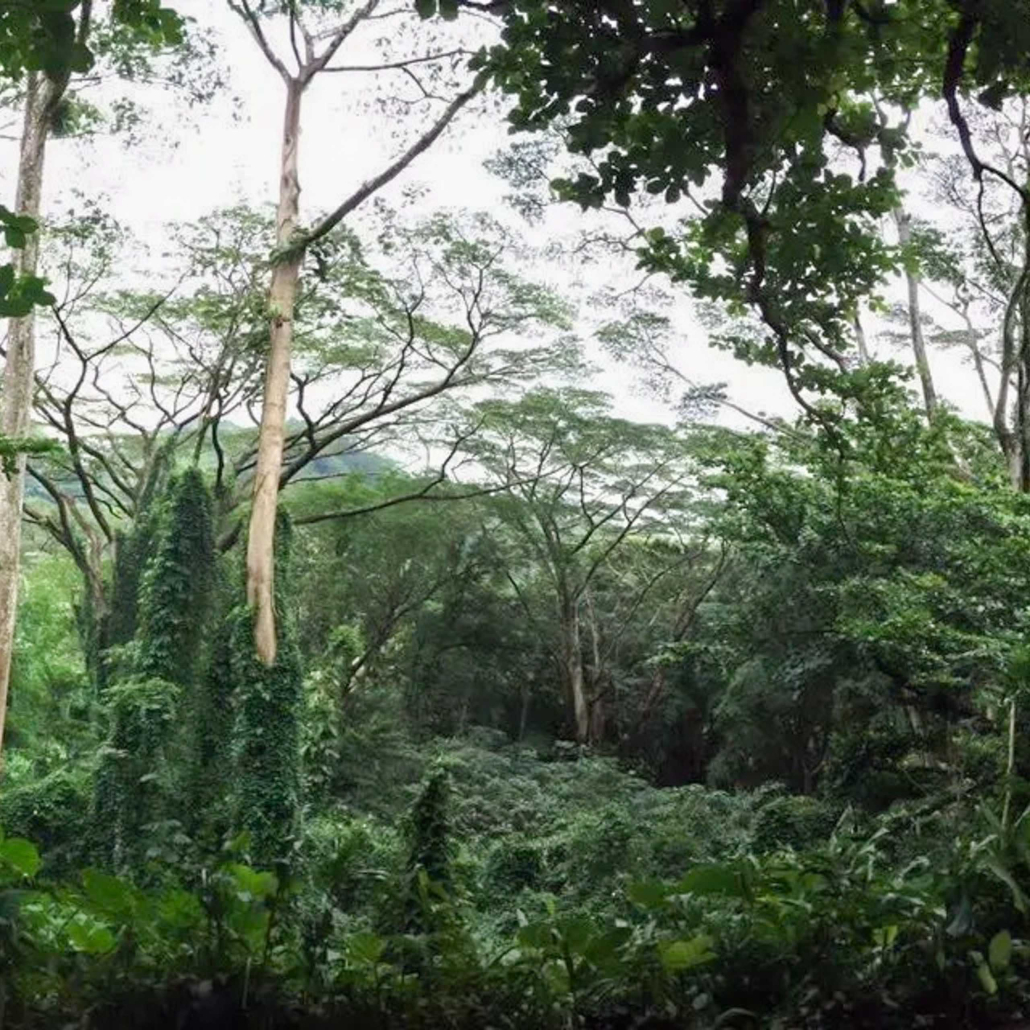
[229,510,303,869]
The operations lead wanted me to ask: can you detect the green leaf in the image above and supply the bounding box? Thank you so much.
[83,868,136,917]
[658,935,716,972]
[517,921,554,950]
[415,0,437,17]
[156,888,204,930]
[986,859,1028,915]
[676,864,746,898]
[975,955,998,995]
[439,0,459,18]
[0,838,40,878]
[68,920,117,955]
[628,879,668,908]
[989,929,1012,972]
[346,931,386,965]
[228,863,278,900]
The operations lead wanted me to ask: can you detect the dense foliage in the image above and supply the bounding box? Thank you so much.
[4,0,1030,1026]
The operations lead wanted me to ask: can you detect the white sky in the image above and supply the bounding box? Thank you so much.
[5,0,999,440]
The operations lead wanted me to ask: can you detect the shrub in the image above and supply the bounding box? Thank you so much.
[753,791,839,851]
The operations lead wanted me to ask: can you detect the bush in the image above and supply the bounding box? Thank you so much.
[485,839,543,893]
[752,791,839,851]
[0,765,92,870]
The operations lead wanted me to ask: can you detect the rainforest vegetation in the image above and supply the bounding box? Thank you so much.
[3,0,1030,1027]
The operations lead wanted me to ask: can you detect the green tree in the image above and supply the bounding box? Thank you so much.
[458,0,1030,421]
[404,767,453,934]
[92,469,215,866]
[694,396,1030,802]
[467,387,694,743]
[0,0,188,761]
[28,207,579,660]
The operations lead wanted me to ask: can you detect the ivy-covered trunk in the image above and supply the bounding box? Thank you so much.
[247,79,303,667]
[0,71,64,759]
[234,510,303,868]
[93,470,215,865]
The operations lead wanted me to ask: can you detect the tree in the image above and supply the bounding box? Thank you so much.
[0,1,182,83]
[228,0,485,664]
[0,0,187,760]
[291,473,495,703]
[465,387,694,743]
[229,509,304,868]
[890,98,1030,488]
[693,392,1029,801]
[93,468,215,867]
[24,206,578,671]
[468,0,1030,422]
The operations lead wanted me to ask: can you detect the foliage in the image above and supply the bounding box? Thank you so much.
[228,511,303,870]
[0,1,183,83]
[11,3,1030,1023]
[132,468,215,686]
[91,469,215,867]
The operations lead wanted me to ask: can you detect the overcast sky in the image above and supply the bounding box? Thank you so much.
[5,0,998,439]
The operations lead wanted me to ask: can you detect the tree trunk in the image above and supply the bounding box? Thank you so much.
[894,209,939,420]
[559,596,589,743]
[852,311,870,366]
[583,588,605,743]
[246,79,304,665]
[0,72,61,758]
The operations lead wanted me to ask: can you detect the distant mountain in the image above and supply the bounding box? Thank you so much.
[23,421,393,505]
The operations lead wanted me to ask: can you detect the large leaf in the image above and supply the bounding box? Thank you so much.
[0,838,40,878]
[989,929,1012,972]
[628,879,668,909]
[346,931,386,966]
[676,864,747,898]
[228,863,278,901]
[658,935,716,972]
[83,868,137,918]
[68,920,117,955]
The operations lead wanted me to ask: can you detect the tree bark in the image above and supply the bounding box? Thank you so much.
[247,79,303,665]
[894,209,939,420]
[852,311,870,366]
[559,595,589,743]
[0,72,61,757]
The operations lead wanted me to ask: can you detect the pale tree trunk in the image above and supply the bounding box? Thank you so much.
[247,80,303,665]
[583,588,605,743]
[894,209,939,420]
[0,72,62,757]
[231,2,480,664]
[852,311,870,366]
[559,595,589,743]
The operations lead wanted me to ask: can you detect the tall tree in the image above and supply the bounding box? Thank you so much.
[0,0,187,760]
[467,388,692,743]
[25,206,576,667]
[228,0,483,663]
[465,0,1030,422]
